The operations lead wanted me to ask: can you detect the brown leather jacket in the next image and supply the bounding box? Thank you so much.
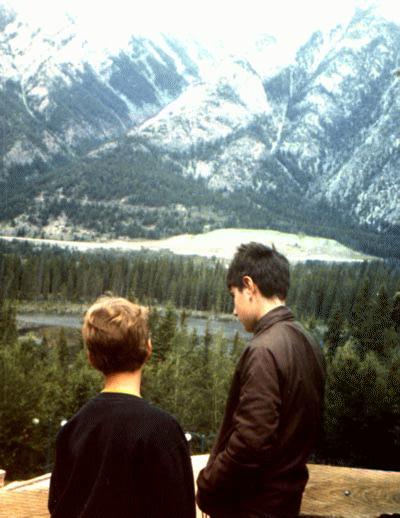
[196,306,325,518]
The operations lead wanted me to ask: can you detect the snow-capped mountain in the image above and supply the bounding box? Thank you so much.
[127,8,400,230]
[0,3,399,257]
[0,2,204,165]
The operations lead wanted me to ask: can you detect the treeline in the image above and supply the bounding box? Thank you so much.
[0,244,232,313]
[1,240,400,322]
[1,290,399,481]
[289,259,400,322]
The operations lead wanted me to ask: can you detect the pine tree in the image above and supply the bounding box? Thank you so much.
[231,331,245,363]
[382,328,400,359]
[180,309,188,327]
[57,328,69,373]
[368,286,392,356]
[152,303,177,361]
[350,280,373,356]
[208,332,235,432]
[0,336,50,478]
[324,307,346,359]
[391,292,400,331]
[0,300,17,344]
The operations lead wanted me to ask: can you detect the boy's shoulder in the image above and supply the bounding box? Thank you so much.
[63,393,183,440]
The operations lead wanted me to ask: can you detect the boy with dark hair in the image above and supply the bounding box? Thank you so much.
[197,243,325,518]
[49,296,195,518]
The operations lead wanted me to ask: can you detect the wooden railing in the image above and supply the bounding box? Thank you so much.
[1,457,399,518]
[192,456,400,518]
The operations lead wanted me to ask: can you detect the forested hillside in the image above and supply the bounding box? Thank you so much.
[3,137,399,259]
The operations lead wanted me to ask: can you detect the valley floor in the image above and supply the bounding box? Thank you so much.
[0,228,375,263]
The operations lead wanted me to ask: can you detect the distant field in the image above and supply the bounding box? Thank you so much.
[0,228,376,263]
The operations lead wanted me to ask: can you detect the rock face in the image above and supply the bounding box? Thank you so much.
[278,10,400,231]
[0,3,399,248]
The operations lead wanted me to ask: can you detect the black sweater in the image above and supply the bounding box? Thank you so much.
[48,393,196,518]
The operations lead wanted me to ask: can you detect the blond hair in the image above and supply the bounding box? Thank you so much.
[82,296,149,375]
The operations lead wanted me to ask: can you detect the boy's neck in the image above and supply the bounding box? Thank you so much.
[102,370,142,397]
[259,297,285,319]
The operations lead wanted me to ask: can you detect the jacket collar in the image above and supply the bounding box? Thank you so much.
[253,305,294,336]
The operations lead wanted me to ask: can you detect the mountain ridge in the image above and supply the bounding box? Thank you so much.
[0,4,399,259]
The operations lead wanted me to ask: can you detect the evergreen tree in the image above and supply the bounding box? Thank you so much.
[323,340,398,468]
[384,350,400,468]
[231,331,245,362]
[369,285,393,356]
[0,337,49,478]
[152,303,177,361]
[350,280,374,356]
[179,308,188,327]
[391,291,400,331]
[324,307,346,359]
[208,332,235,432]
[64,349,102,414]
[57,328,69,373]
[382,327,400,359]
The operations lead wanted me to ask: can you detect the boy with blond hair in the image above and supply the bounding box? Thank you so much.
[49,296,195,518]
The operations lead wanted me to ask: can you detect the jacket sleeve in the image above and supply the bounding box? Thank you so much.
[197,343,282,506]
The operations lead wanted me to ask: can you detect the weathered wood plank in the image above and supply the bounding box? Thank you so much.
[302,464,400,518]
[0,490,49,518]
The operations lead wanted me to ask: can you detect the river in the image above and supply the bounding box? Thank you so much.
[17,313,251,341]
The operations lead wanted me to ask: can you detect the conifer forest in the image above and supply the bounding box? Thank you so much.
[0,240,399,479]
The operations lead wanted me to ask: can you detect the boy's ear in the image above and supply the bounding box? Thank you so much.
[242,275,256,293]
[146,338,153,361]
[87,350,95,367]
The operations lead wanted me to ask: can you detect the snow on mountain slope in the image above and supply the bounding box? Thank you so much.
[135,59,272,149]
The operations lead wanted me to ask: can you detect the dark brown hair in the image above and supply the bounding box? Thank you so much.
[227,242,290,300]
